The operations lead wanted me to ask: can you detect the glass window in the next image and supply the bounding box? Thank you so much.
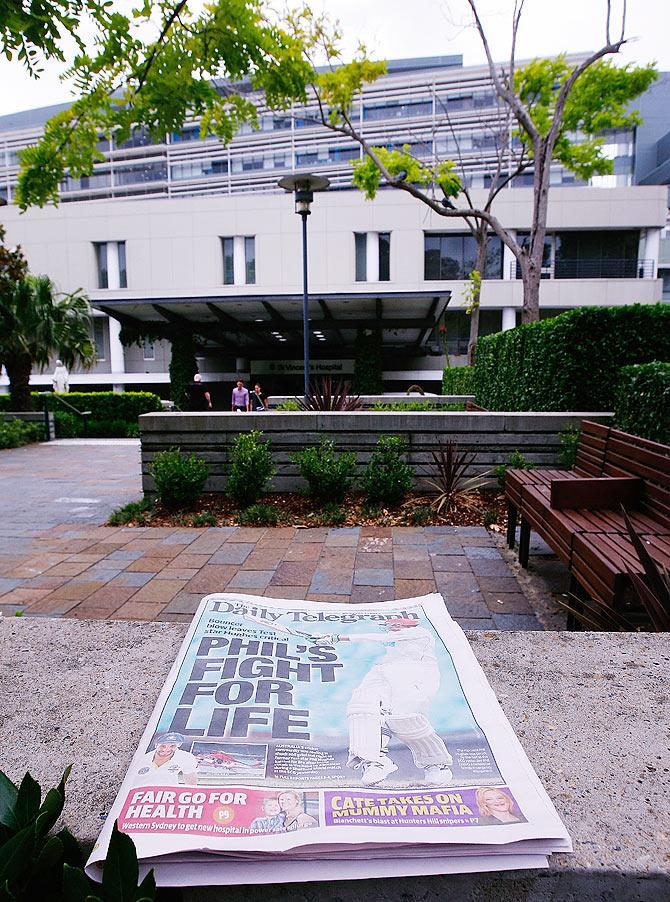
[355,233,367,282]
[424,233,502,280]
[245,236,256,285]
[379,232,390,282]
[92,318,106,359]
[553,230,639,278]
[94,242,108,289]
[117,241,127,288]
[222,237,234,285]
[142,338,155,361]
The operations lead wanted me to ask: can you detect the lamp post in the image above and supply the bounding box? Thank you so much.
[278,173,330,400]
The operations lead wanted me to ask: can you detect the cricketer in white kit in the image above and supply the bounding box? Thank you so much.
[317,619,454,787]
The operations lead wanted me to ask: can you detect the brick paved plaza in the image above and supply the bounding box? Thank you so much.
[0,441,549,628]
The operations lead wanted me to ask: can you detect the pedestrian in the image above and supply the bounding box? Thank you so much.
[250,382,268,412]
[185,373,212,411]
[231,379,250,412]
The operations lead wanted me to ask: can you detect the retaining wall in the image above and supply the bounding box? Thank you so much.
[2,410,55,440]
[139,411,613,495]
[267,394,475,409]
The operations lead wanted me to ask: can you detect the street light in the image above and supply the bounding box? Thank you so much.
[278,173,330,400]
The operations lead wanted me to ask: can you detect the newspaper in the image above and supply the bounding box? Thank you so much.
[86,593,571,885]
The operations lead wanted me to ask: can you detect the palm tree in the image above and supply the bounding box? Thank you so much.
[0,275,95,410]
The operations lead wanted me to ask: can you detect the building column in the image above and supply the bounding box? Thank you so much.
[502,231,516,281]
[366,232,380,282]
[233,236,246,286]
[642,227,661,279]
[108,316,126,394]
[502,307,517,332]
[107,241,120,289]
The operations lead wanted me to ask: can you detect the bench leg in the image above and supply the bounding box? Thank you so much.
[519,518,531,568]
[507,503,517,549]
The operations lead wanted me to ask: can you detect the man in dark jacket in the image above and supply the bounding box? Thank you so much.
[185,373,212,411]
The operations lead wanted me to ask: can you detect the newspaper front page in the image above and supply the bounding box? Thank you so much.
[86,593,571,885]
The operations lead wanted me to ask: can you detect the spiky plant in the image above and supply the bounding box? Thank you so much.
[294,377,362,411]
[423,440,491,514]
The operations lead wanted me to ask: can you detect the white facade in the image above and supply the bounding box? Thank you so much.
[0,184,665,392]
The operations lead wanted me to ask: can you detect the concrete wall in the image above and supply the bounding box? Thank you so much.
[2,410,55,440]
[2,618,668,900]
[139,411,613,494]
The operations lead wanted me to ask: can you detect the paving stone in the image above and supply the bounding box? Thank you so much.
[64,552,107,564]
[263,586,308,600]
[130,579,186,604]
[392,529,428,545]
[309,572,353,595]
[255,528,296,546]
[318,549,357,570]
[0,578,24,595]
[160,531,199,545]
[65,604,117,620]
[14,575,69,590]
[153,568,199,581]
[492,613,543,630]
[110,571,154,588]
[82,586,137,607]
[484,592,534,614]
[456,527,490,537]
[83,567,123,582]
[163,593,205,614]
[294,528,328,542]
[0,604,27,616]
[227,570,274,590]
[305,594,351,603]
[434,572,481,595]
[464,546,503,560]
[359,536,392,553]
[454,617,494,629]
[226,527,267,542]
[353,568,394,587]
[394,579,436,599]
[184,566,237,593]
[169,554,214,569]
[103,549,145,562]
[140,545,184,560]
[209,544,254,565]
[393,560,434,580]
[476,576,523,592]
[0,588,51,605]
[44,561,92,577]
[24,596,81,615]
[354,552,393,569]
[469,559,514,577]
[360,526,392,538]
[124,557,167,573]
[38,581,104,601]
[430,555,471,573]
[393,546,430,562]
[270,562,316,586]
[325,528,360,546]
[282,544,322,562]
[155,612,194,623]
[350,586,396,604]
[444,598,490,618]
[242,551,285,569]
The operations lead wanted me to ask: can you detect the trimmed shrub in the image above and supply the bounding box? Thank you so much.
[494,450,534,489]
[614,362,670,444]
[372,401,466,411]
[291,439,357,504]
[442,366,474,395]
[474,305,670,411]
[150,448,210,510]
[0,416,41,448]
[226,430,276,508]
[354,328,384,393]
[558,426,580,469]
[362,436,414,507]
[8,391,165,437]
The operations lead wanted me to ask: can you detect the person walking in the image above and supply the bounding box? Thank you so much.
[250,382,268,412]
[185,373,212,411]
[231,379,250,412]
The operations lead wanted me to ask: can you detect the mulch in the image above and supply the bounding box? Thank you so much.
[114,489,509,531]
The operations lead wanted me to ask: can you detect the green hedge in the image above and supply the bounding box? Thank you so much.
[474,305,670,411]
[0,391,162,437]
[614,362,670,444]
[442,366,474,395]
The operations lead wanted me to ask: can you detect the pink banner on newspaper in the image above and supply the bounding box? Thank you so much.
[118,786,321,836]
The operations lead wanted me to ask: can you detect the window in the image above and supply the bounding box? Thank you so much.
[424,233,503,280]
[355,233,367,282]
[245,236,256,285]
[92,318,106,359]
[118,241,127,288]
[222,237,234,285]
[379,232,390,281]
[94,242,108,289]
[142,338,155,361]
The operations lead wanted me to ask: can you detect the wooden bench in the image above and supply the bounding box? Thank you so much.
[505,420,670,619]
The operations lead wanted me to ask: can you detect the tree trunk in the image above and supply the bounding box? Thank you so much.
[5,352,34,410]
[522,138,552,323]
[467,234,489,365]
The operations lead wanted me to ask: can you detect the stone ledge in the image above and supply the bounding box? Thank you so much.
[1,619,667,900]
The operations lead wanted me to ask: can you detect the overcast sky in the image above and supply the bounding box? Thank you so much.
[0,0,667,116]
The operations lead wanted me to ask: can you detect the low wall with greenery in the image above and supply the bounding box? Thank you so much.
[139,410,612,494]
[474,305,670,411]
[442,366,474,395]
[614,362,670,444]
[0,391,163,437]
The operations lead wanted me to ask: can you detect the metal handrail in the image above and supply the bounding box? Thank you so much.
[39,392,91,440]
[508,258,655,280]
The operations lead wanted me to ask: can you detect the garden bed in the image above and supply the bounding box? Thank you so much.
[109,488,508,530]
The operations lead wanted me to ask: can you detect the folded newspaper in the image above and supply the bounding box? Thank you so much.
[86,593,571,885]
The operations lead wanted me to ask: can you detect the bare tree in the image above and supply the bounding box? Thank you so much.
[309,0,653,325]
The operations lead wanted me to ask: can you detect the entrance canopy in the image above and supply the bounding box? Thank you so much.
[95,291,451,357]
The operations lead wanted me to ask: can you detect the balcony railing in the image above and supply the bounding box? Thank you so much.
[509,259,655,280]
